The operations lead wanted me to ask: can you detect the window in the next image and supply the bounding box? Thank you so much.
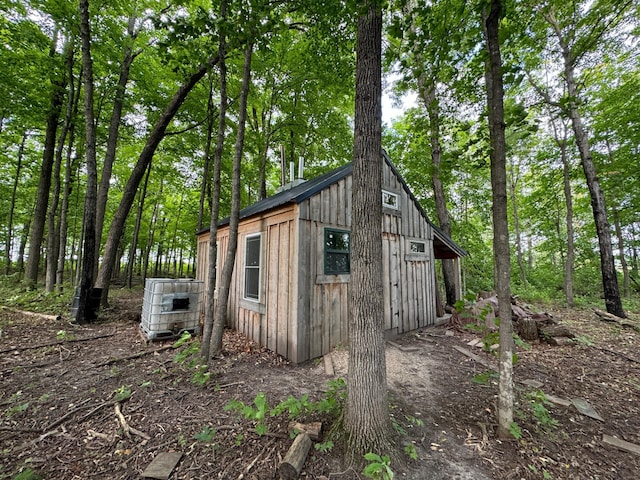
[382,190,399,210]
[410,241,426,253]
[244,234,261,300]
[324,229,350,275]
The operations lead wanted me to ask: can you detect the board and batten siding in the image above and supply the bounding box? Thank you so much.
[196,158,440,364]
[196,205,303,362]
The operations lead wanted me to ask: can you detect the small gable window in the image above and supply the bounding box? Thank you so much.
[244,234,261,301]
[382,190,399,210]
[410,241,426,253]
[324,229,350,275]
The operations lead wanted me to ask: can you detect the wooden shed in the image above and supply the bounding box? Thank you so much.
[196,152,465,363]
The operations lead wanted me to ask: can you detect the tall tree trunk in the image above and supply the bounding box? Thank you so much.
[509,160,527,288]
[57,59,82,291]
[197,74,216,232]
[25,27,66,287]
[210,39,253,356]
[345,1,395,466]
[95,10,139,275]
[483,0,513,440]
[551,119,575,307]
[77,0,99,323]
[202,0,228,363]
[545,9,625,318]
[6,133,27,275]
[95,52,221,306]
[46,40,75,292]
[17,216,32,275]
[126,161,152,288]
[418,83,458,306]
[612,210,630,298]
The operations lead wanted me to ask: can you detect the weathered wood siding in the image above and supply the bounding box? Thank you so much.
[196,158,439,364]
[196,205,302,362]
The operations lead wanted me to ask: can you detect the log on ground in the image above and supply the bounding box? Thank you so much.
[278,432,312,479]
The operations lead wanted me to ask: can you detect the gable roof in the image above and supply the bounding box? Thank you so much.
[204,152,465,259]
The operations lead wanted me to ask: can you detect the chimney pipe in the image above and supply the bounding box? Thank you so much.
[298,157,304,179]
[289,161,294,183]
[279,145,286,186]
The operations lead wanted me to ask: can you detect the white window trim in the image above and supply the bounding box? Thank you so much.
[243,233,262,302]
[382,189,400,210]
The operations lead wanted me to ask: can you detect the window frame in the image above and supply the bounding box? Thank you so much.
[382,189,400,210]
[243,233,262,302]
[324,228,351,275]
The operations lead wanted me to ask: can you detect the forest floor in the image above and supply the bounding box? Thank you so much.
[1,289,639,480]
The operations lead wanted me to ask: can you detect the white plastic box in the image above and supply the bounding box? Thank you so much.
[140,278,203,340]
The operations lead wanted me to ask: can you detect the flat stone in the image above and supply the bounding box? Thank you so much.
[445,330,455,337]
[572,397,604,421]
[544,394,572,407]
[466,338,482,348]
[142,452,183,479]
[520,379,544,389]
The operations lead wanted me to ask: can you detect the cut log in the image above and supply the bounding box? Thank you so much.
[540,324,575,339]
[517,318,539,342]
[278,432,312,480]
[288,421,322,441]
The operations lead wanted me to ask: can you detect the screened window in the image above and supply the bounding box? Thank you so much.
[382,190,399,210]
[244,234,261,300]
[410,241,426,253]
[324,229,350,275]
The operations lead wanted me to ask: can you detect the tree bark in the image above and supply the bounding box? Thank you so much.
[95,51,221,305]
[77,0,99,323]
[419,83,457,306]
[24,27,65,287]
[551,119,575,307]
[197,74,217,232]
[211,40,253,356]
[483,0,514,440]
[57,53,83,291]
[344,1,395,467]
[6,133,27,275]
[202,0,228,363]
[509,160,527,288]
[95,10,138,276]
[46,39,75,292]
[545,8,625,318]
[125,161,151,288]
[613,210,630,298]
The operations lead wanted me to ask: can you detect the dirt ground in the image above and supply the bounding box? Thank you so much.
[1,291,639,480]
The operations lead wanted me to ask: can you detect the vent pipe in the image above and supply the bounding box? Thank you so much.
[289,161,295,183]
[279,144,286,186]
[298,157,304,179]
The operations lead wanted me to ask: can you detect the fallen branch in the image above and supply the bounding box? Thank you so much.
[591,346,640,365]
[1,306,61,321]
[0,331,117,354]
[279,433,312,480]
[114,403,150,440]
[95,344,174,367]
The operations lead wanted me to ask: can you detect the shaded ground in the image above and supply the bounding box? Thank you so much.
[1,291,639,479]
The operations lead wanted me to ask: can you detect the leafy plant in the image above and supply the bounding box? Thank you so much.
[113,386,132,402]
[404,443,418,460]
[527,390,558,432]
[224,393,270,435]
[194,426,216,443]
[56,330,69,341]
[315,440,334,452]
[12,468,43,480]
[472,371,498,385]
[508,421,522,440]
[191,365,211,386]
[4,402,29,418]
[363,452,394,480]
[271,394,312,418]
